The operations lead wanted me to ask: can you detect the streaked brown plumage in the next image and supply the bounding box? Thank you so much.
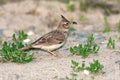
[20,15,77,56]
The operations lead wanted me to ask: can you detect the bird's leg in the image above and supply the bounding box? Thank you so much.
[47,50,58,57]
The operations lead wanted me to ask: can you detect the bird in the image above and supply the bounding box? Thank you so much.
[20,15,77,56]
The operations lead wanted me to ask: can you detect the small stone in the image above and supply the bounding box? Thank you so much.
[27,31,34,36]
[83,70,90,75]
[23,38,31,44]
[101,41,107,44]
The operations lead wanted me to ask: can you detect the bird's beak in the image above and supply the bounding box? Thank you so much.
[68,21,77,31]
[70,21,77,24]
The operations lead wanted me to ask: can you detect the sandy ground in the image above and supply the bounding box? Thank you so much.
[0,0,120,80]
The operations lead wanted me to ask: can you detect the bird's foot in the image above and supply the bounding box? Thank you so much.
[47,50,61,58]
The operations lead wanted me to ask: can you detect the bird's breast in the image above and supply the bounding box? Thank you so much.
[32,41,65,51]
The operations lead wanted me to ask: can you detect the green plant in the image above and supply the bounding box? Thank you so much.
[86,59,104,74]
[79,0,88,11]
[71,60,85,72]
[116,35,120,40]
[70,34,99,58]
[69,26,75,31]
[66,72,77,80]
[65,59,104,80]
[117,0,120,3]
[71,59,104,74]
[0,37,2,45]
[66,60,85,80]
[0,31,33,63]
[66,0,75,11]
[103,16,111,33]
[107,37,115,49]
[79,14,86,20]
[117,21,120,31]
[91,76,94,80]
[12,31,28,48]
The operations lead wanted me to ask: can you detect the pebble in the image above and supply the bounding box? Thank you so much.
[23,38,31,44]
[27,31,34,36]
[83,70,90,75]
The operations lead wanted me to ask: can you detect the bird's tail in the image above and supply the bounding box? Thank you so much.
[19,45,32,51]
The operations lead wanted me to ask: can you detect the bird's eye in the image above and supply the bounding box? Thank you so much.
[64,22,68,25]
[63,22,69,29]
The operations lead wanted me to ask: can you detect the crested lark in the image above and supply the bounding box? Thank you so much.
[20,15,77,56]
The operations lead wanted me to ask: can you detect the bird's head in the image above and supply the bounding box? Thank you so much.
[57,15,77,32]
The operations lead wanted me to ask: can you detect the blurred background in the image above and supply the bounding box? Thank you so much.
[0,1,120,80]
[0,0,120,38]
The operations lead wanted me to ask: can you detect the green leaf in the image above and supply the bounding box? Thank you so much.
[12,34,16,42]
[18,31,27,41]
[23,55,33,62]
[0,31,33,63]
[69,34,99,58]
[72,60,79,66]
[86,59,104,73]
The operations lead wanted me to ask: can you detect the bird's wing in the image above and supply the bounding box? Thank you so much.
[32,30,65,46]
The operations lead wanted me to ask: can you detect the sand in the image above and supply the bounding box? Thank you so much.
[0,0,120,80]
